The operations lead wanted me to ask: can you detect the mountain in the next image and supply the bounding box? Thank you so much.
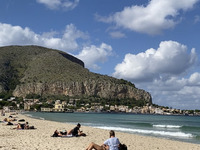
[0,45,152,104]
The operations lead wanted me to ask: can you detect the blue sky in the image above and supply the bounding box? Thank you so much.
[0,0,200,110]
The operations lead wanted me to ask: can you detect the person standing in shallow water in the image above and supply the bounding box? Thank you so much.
[86,130,120,150]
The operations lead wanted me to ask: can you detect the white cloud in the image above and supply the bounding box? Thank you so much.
[113,41,197,82]
[142,73,200,109]
[188,72,200,85]
[109,31,126,39]
[97,0,199,34]
[0,22,113,71]
[0,23,87,52]
[36,0,61,9]
[36,0,79,10]
[75,43,113,70]
[112,40,199,109]
[62,0,79,10]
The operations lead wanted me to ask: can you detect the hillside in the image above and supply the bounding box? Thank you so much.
[0,45,152,104]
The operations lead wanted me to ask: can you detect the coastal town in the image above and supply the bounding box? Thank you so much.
[1,97,200,116]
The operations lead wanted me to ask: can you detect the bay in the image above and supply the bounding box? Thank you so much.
[23,112,200,144]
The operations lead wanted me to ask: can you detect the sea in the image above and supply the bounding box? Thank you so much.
[23,112,200,145]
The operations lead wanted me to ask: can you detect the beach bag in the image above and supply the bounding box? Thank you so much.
[119,143,127,150]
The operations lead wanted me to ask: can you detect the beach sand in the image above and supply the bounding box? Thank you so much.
[0,113,200,150]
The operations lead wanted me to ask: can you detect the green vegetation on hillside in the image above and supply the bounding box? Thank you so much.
[0,45,135,89]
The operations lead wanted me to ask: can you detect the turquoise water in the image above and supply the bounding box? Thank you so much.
[23,112,200,144]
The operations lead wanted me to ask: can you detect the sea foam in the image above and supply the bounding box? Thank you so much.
[153,124,182,129]
[96,126,194,139]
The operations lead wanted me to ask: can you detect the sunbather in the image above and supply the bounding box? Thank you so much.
[13,122,35,130]
[3,118,16,122]
[86,130,120,150]
[13,123,23,129]
[24,122,29,129]
[67,123,86,137]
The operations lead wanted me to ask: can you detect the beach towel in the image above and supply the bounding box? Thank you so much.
[51,134,73,138]
[61,135,73,138]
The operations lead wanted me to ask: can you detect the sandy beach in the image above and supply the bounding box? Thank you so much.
[0,113,200,150]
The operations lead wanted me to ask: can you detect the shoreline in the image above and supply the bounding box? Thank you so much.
[38,110,200,116]
[1,113,200,150]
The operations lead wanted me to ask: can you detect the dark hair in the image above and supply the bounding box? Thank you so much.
[109,130,115,137]
[77,123,81,127]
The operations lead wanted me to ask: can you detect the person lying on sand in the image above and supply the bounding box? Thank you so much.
[3,118,17,122]
[10,112,18,115]
[13,122,35,130]
[2,121,17,126]
[52,130,69,137]
[86,130,120,150]
[52,130,64,137]
[8,115,18,119]
[67,123,86,137]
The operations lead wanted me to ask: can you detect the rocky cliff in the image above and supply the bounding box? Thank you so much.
[0,45,152,103]
[13,81,151,102]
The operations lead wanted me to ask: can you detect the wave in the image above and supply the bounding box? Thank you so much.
[153,124,182,129]
[153,124,200,133]
[24,114,45,120]
[96,126,194,139]
[39,117,45,120]
[24,114,33,117]
[125,122,182,129]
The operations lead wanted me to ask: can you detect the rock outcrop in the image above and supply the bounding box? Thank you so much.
[13,81,152,103]
[0,45,152,104]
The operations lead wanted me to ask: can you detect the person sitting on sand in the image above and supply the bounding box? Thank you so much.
[24,122,29,129]
[86,130,120,150]
[13,123,23,129]
[67,123,86,137]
